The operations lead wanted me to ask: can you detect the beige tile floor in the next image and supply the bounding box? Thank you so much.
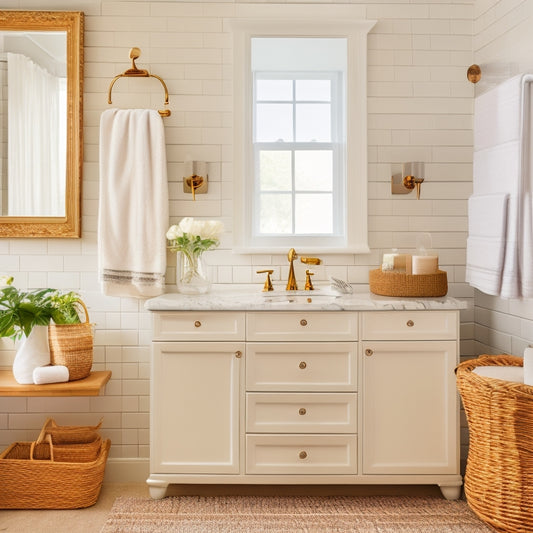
[0,483,148,533]
[0,483,445,533]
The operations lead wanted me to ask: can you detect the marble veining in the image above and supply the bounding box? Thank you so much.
[145,284,468,312]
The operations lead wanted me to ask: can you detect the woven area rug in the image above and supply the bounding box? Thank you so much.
[100,495,495,532]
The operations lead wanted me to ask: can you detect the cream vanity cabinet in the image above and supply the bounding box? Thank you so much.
[360,311,461,500]
[147,305,462,500]
[148,312,245,499]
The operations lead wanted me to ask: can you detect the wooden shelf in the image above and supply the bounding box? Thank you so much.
[0,370,111,397]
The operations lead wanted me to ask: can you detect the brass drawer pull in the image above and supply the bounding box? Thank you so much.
[235,351,242,358]
[299,408,307,416]
[406,320,414,327]
[299,451,307,459]
[299,361,307,369]
[300,319,308,326]
[365,348,373,357]
[194,320,202,328]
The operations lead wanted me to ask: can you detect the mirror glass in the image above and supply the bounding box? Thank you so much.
[0,11,83,238]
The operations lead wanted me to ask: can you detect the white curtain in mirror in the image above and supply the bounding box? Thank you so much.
[7,52,66,216]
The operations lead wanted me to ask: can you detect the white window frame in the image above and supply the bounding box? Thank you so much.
[231,12,375,254]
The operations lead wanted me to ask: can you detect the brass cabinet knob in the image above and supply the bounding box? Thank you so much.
[300,319,308,326]
[406,320,414,327]
[235,351,242,358]
[365,348,373,357]
[299,451,307,459]
[299,408,307,416]
[299,361,307,369]
[194,320,202,328]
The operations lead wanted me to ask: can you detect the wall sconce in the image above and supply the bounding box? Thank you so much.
[183,161,208,200]
[391,162,425,200]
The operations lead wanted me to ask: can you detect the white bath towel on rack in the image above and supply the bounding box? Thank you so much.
[98,109,169,298]
[469,73,533,298]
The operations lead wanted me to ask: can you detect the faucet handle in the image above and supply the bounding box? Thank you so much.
[304,270,315,291]
[301,256,321,265]
[256,269,274,292]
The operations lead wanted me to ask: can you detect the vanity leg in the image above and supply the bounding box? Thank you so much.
[439,484,462,500]
[147,479,169,500]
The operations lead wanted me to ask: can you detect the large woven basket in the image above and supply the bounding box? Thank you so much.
[369,268,448,297]
[0,438,110,509]
[48,299,93,381]
[456,354,533,533]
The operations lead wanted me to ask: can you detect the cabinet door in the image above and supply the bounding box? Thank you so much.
[151,342,243,474]
[362,340,458,475]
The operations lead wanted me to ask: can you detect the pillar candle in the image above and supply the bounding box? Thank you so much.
[412,255,438,275]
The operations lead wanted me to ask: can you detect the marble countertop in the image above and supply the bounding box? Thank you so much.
[145,284,468,312]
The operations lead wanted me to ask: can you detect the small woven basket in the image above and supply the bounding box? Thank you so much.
[456,355,533,533]
[369,268,448,297]
[36,418,103,462]
[48,299,93,381]
[38,417,103,445]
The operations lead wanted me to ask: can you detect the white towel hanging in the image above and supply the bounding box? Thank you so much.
[98,109,169,298]
[469,74,533,298]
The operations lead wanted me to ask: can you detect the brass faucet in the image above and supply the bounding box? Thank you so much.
[286,249,322,290]
[301,256,322,290]
[286,248,299,290]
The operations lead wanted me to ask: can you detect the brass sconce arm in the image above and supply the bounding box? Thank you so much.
[391,162,425,200]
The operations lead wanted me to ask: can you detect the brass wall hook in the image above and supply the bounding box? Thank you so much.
[467,64,482,84]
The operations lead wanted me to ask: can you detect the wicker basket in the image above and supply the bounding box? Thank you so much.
[456,354,533,533]
[48,299,94,381]
[38,417,103,445]
[369,268,448,297]
[0,438,110,509]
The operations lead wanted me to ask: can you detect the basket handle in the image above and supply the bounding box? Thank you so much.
[75,299,90,324]
[36,417,58,444]
[30,434,54,462]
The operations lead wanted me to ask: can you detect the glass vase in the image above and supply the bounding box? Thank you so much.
[176,251,211,294]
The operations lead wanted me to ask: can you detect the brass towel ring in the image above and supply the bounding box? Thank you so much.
[107,47,171,117]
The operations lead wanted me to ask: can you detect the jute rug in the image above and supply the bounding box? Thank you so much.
[100,495,495,532]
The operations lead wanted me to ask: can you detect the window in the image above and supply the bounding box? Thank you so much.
[232,14,375,253]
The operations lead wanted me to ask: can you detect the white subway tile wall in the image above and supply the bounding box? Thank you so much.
[0,0,525,469]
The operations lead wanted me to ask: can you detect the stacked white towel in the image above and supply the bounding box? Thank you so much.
[98,109,169,298]
[468,74,533,298]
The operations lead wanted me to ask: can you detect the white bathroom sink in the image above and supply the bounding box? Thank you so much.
[261,290,340,307]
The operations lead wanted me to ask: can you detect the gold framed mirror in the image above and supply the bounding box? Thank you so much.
[0,11,83,238]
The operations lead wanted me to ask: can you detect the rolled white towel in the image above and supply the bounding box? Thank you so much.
[33,365,69,385]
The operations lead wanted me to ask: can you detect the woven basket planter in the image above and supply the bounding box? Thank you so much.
[369,268,448,297]
[48,300,93,381]
[456,354,533,533]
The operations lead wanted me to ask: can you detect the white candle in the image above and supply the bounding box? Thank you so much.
[412,255,438,275]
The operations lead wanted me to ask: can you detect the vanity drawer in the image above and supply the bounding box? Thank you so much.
[246,434,357,474]
[246,342,357,392]
[361,311,458,341]
[246,312,358,341]
[152,311,245,341]
[246,393,357,433]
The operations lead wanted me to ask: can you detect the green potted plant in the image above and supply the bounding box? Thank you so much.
[0,277,84,384]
